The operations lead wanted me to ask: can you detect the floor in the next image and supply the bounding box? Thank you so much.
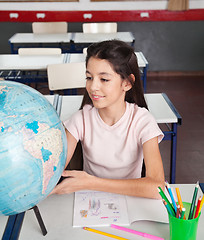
[37,72,204,184]
[146,73,204,184]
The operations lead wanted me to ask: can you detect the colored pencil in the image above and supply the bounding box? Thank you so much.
[111,224,164,240]
[162,199,176,217]
[166,182,177,212]
[176,205,180,218]
[194,196,202,218]
[175,187,186,219]
[188,181,199,219]
[165,181,169,194]
[83,227,128,240]
[180,207,186,219]
[158,187,175,216]
[199,194,204,214]
[171,188,178,206]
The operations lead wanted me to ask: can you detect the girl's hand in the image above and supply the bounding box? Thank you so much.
[50,170,93,195]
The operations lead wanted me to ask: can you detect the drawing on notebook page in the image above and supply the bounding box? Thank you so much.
[73,190,129,227]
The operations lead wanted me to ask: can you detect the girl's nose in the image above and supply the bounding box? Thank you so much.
[90,78,100,91]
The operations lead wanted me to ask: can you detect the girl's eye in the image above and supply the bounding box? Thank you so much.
[101,78,109,82]
[86,76,92,81]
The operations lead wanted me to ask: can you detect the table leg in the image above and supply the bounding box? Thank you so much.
[142,66,147,92]
[170,123,177,184]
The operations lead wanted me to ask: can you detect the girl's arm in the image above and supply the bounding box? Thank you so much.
[64,128,78,169]
[52,137,165,199]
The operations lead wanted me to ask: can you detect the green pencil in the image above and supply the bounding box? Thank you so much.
[162,199,176,217]
[158,186,175,216]
[188,181,199,219]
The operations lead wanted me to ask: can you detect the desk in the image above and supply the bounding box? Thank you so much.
[0,54,66,70]
[145,93,182,183]
[0,184,203,240]
[57,93,181,183]
[44,94,61,116]
[8,32,135,54]
[0,54,68,83]
[71,32,135,52]
[0,52,148,91]
[9,33,73,54]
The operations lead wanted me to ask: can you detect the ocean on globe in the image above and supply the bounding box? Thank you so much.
[0,81,67,216]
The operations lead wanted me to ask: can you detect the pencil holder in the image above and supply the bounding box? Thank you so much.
[168,202,201,240]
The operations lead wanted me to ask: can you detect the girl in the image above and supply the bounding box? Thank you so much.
[52,40,165,199]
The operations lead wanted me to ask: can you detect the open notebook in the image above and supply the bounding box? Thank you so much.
[73,190,169,227]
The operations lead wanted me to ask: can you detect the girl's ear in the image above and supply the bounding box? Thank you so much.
[123,74,135,92]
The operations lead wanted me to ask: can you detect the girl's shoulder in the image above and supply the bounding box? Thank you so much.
[127,102,155,122]
[127,102,149,115]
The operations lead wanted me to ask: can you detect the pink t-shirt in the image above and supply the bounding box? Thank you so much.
[64,102,163,179]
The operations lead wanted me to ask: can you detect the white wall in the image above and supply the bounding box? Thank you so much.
[0,0,203,11]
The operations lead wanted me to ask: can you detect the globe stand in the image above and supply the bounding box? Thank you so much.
[31,205,47,236]
[2,205,47,240]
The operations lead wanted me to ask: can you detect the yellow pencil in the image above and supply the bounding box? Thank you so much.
[199,194,204,213]
[175,187,186,219]
[83,227,129,240]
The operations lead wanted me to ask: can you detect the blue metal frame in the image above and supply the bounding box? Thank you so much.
[0,70,48,84]
[9,41,72,54]
[199,183,204,193]
[162,93,182,184]
[141,64,148,92]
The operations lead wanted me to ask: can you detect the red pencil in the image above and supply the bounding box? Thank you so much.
[176,205,180,218]
[194,196,202,218]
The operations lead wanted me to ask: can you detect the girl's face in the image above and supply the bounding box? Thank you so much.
[86,57,131,111]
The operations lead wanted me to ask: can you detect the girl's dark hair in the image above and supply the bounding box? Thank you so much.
[81,39,147,109]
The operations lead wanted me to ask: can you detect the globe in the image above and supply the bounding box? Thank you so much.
[0,81,67,216]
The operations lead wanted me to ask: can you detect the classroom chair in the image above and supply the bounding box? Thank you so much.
[82,22,117,33]
[18,48,62,55]
[83,48,87,55]
[47,62,86,95]
[18,48,62,91]
[32,22,68,34]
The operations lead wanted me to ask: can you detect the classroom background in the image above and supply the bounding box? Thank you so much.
[0,0,204,184]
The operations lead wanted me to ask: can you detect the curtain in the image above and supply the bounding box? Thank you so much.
[168,0,189,11]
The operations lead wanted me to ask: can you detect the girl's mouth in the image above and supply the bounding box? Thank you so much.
[91,94,105,100]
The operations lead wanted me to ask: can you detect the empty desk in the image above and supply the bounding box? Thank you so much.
[145,93,182,184]
[1,51,147,91]
[9,33,73,54]
[8,32,135,54]
[0,54,68,83]
[71,32,135,52]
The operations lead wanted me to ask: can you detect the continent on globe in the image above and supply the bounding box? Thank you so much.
[21,121,63,194]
